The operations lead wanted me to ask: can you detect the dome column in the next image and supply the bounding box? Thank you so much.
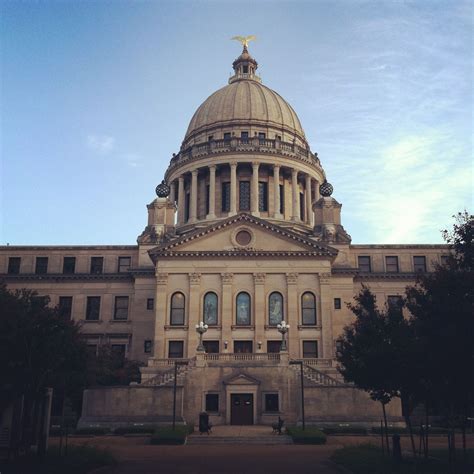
[207,165,216,219]
[305,174,313,226]
[273,165,282,219]
[230,163,237,216]
[251,161,260,217]
[169,181,176,204]
[291,169,299,221]
[177,176,185,225]
[189,169,198,223]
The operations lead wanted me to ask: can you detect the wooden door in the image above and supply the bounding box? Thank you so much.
[230,394,253,425]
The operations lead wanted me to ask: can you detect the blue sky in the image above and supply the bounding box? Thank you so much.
[1,0,472,245]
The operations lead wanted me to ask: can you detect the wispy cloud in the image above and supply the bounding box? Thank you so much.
[86,134,115,155]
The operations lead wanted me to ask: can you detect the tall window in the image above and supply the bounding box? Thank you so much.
[118,256,131,273]
[58,296,73,320]
[279,185,284,214]
[35,257,48,274]
[205,393,219,412]
[223,132,231,144]
[301,292,316,325]
[114,296,129,320]
[7,257,21,274]
[385,256,399,273]
[258,132,266,144]
[170,292,185,325]
[299,192,305,220]
[90,257,104,274]
[413,256,427,273]
[258,182,268,211]
[63,257,76,274]
[147,298,154,310]
[222,182,231,212]
[86,296,101,321]
[168,341,184,358]
[236,292,251,325]
[264,394,279,412]
[268,292,284,326]
[358,256,371,272]
[239,181,250,211]
[206,185,210,215]
[303,341,318,358]
[241,131,249,143]
[387,295,403,316]
[185,192,190,221]
[203,292,218,325]
[144,340,152,353]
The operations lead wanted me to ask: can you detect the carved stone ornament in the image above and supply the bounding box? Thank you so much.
[319,272,331,285]
[156,273,168,285]
[253,273,266,284]
[189,273,201,285]
[221,273,234,284]
[286,272,298,284]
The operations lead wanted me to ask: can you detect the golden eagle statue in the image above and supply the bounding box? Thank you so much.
[231,35,256,48]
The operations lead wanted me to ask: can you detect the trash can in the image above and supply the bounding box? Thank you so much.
[199,412,209,434]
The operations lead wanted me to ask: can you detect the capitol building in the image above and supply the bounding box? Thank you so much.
[0,44,449,427]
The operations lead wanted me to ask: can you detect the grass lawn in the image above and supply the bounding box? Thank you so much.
[331,444,474,474]
[0,445,116,474]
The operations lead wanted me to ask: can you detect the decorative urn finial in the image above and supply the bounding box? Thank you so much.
[320,180,334,197]
[155,180,170,198]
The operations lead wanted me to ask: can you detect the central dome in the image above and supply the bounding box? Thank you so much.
[182,47,308,150]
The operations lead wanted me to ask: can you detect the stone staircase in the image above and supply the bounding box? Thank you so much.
[186,434,293,445]
[290,362,345,386]
[141,363,192,387]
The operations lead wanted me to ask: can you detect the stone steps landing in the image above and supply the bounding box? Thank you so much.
[187,435,293,445]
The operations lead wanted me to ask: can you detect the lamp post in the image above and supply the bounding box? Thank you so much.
[277,320,290,352]
[289,360,306,430]
[195,321,209,352]
[172,360,188,430]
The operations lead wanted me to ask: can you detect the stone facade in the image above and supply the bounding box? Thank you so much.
[0,45,449,428]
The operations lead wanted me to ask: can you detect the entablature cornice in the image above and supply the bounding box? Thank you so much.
[0,273,133,282]
[154,250,332,259]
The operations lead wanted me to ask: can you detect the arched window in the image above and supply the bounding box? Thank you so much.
[301,292,317,325]
[203,292,218,325]
[268,292,284,326]
[236,292,251,325]
[170,292,185,325]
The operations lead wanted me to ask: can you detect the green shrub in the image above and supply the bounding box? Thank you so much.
[74,427,110,435]
[150,425,190,445]
[114,425,156,435]
[286,426,327,444]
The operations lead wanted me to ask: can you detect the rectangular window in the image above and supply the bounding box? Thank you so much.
[234,341,253,353]
[239,181,250,211]
[35,257,48,275]
[264,393,279,412]
[358,256,371,272]
[111,344,126,360]
[303,341,318,358]
[413,256,427,273]
[185,192,190,221]
[279,184,284,214]
[118,256,131,273]
[168,341,184,358]
[86,296,101,321]
[147,298,154,310]
[203,340,219,353]
[58,296,73,320]
[241,131,249,143]
[334,298,341,310]
[90,257,104,274]
[223,132,231,143]
[267,341,281,353]
[299,192,305,220]
[258,182,268,212]
[440,255,450,266]
[385,256,399,273]
[258,132,266,144]
[208,135,213,141]
[144,340,152,353]
[63,257,76,274]
[387,295,403,316]
[221,182,231,212]
[7,257,21,274]
[205,393,219,412]
[114,296,129,320]
[335,339,343,358]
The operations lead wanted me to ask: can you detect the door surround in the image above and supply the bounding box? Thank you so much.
[223,372,260,425]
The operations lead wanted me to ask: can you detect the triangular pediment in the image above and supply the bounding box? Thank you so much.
[149,213,337,262]
[223,372,261,386]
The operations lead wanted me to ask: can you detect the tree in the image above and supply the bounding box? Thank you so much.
[0,285,88,452]
[405,211,474,462]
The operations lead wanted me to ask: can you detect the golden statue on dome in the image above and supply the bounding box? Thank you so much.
[231,35,256,48]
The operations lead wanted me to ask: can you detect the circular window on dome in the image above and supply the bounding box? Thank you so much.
[235,230,252,246]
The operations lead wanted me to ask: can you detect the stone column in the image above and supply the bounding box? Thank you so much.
[251,161,260,217]
[273,165,282,218]
[207,165,216,219]
[188,273,201,357]
[314,179,320,202]
[230,163,237,215]
[221,273,233,352]
[177,176,185,225]
[154,272,168,359]
[291,169,299,221]
[169,181,176,204]
[305,174,313,225]
[286,273,299,357]
[319,272,334,359]
[253,273,266,350]
[190,169,198,223]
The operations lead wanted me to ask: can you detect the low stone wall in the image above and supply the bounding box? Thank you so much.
[78,385,183,429]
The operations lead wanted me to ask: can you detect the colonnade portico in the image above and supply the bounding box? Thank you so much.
[172,161,320,228]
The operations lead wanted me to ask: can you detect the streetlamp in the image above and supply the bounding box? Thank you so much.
[195,321,209,352]
[277,320,290,351]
